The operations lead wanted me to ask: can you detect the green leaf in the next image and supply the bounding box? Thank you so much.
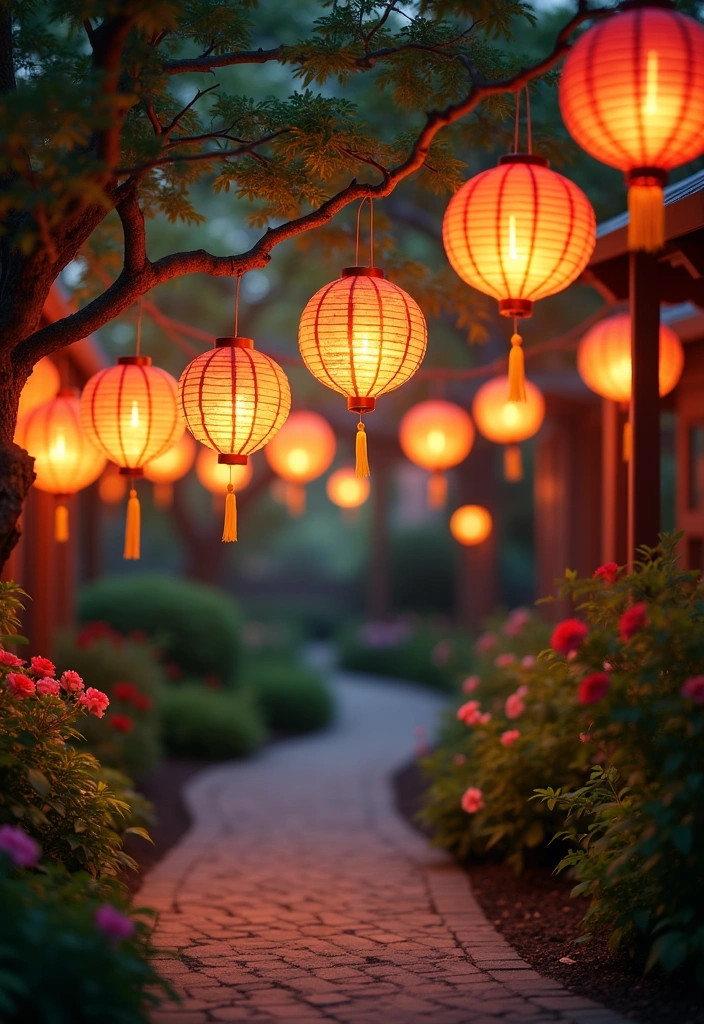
[26,767,50,797]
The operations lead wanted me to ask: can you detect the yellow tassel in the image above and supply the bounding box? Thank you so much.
[356,421,370,478]
[222,483,237,542]
[55,504,69,543]
[504,444,523,482]
[286,483,306,517]
[153,482,173,509]
[124,488,140,560]
[428,471,447,510]
[508,333,526,403]
[622,421,632,463]
[628,184,664,253]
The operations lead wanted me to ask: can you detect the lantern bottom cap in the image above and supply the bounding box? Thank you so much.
[499,299,533,319]
[348,396,376,413]
[626,168,668,188]
[118,467,145,477]
[218,453,249,465]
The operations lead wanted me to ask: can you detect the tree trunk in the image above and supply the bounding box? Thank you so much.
[0,358,35,572]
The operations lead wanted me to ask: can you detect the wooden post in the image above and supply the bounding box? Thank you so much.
[628,251,661,560]
[601,400,629,566]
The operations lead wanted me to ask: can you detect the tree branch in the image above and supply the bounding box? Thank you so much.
[163,46,284,75]
[116,133,283,176]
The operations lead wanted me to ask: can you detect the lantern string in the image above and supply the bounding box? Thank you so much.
[525,83,532,155]
[354,197,374,267]
[234,273,242,337]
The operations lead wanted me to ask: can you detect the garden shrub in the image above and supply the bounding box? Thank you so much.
[78,574,243,687]
[159,684,266,759]
[337,620,467,691]
[55,629,164,780]
[247,657,335,734]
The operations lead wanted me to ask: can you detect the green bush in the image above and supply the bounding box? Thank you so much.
[0,851,174,1022]
[78,575,243,687]
[55,631,163,780]
[337,620,467,691]
[159,684,266,759]
[247,657,334,734]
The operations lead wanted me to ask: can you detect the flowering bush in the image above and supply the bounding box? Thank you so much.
[337,619,471,691]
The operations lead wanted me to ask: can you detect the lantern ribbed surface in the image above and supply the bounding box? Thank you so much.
[559,6,704,176]
[298,270,427,405]
[472,375,545,444]
[179,339,291,461]
[18,357,60,420]
[196,446,253,494]
[450,505,493,546]
[265,410,336,484]
[442,157,596,317]
[143,431,196,484]
[80,357,183,472]
[577,312,684,402]
[399,400,475,472]
[18,391,106,494]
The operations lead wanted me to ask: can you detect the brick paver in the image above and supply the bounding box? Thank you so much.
[142,669,631,1024]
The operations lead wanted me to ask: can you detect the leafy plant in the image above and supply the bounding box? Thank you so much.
[337,619,468,691]
[159,684,266,759]
[247,657,334,735]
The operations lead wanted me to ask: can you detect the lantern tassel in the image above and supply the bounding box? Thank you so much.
[124,488,141,560]
[628,184,664,253]
[356,421,370,478]
[222,483,237,542]
[508,333,526,403]
[428,471,447,510]
[622,421,632,463]
[55,504,69,543]
[504,444,523,482]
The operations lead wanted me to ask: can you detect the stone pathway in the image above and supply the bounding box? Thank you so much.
[143,669,631,1024]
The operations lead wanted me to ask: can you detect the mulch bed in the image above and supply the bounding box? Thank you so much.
[393,759,704,1024]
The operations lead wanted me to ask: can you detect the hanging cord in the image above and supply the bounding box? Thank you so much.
[233,272,242,336]
[513,88,521,153]
[135,298,143,357]
[354,197,374,267]
[525,83,532,154]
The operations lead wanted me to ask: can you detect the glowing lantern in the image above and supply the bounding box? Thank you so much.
[144,431,197,509]
[179,337,290,542]
[16,389,106,541]
[17,357,60,420]
[560,2,704,252]
[450,505,493,546]
[326,467,370,510]
[264,411,336,516]
[299,268,426,477]
[196,446,253,495]
[99,465,127,506]
[80,356,183,559]
[399,400,475,509]
[443,156,595,399]
[472,375,545,481]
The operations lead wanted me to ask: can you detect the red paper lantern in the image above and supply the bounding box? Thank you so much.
[17,357,60,420]
[577,313,684,403]
[265,410,336,516]
[472,375,545,481]
[326,467,370,510]
[450,505,493,546]
[144,431,197,508]
[560,2,704,251]
[399,400,475,509]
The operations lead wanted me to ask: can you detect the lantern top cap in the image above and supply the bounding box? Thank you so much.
[117,355,152,366]
[215,336,254,349]
[57,386,79,398]
[341,266,385,279]
[498,153,549,168]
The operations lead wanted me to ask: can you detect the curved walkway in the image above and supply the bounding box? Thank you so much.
[143,670,630,1024]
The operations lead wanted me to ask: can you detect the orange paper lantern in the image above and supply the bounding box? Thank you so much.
[450,505,493,546]
[80,356,183,559]
[99,465,128,506]
[326,467,370,510]
[399,400,475,509]
[17,389,106,541]
[196,446,253,495]
[559,2,704,252]
[264,411,336,516]
[472,375,545,481]
[577,313,684,403]
[178,337,290,542]
[144,431,197,508]
[17,357,60,419]
[299,267,426,477]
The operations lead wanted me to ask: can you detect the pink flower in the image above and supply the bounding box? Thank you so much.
[95,904,135,943]
[457,700,483,726]
[579,732,591,743]
[505,690,526,720]
[36,678,60,697]
[551,618,588,656]
[504,608,530,637]
[475,632,497,654]
[478,711,492,725]
[594,562,619,584]
[494,653,516,669]
[6,673,35,698]
[60,670,84,693]
[681,676,704,705]
[432,640,452,666]
[111,714,134,733]
[619,603,647,642]
[521,655,536,670]
[461,787,484,814]
[578,672,610,706]
[0,825,40,868]
[603,661,613,671]
[79,687,110,718]
[0,650,24,668]
[462,675,480,694]
[30,656,55,678]
[453,753,467,766]
[500,729,520,747]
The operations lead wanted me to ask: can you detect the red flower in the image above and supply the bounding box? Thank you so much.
[619,603,647,642]
[36,678,60,696]
[76,622,121,649]
[578,672,610,705]
[0,649,24,668]
[6,673,35,698]
[79,687,110,718]
[110,714,134,733]
[132,693,152,711]
[114,681,138,703]
[593,562,619,584]
[681,676,704,705]
[550,618,588,656]
[60,670,84,693]
[30,656,55,678]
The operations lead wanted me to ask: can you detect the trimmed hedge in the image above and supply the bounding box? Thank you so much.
[158,685,265,759]
[247,658,334,735]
